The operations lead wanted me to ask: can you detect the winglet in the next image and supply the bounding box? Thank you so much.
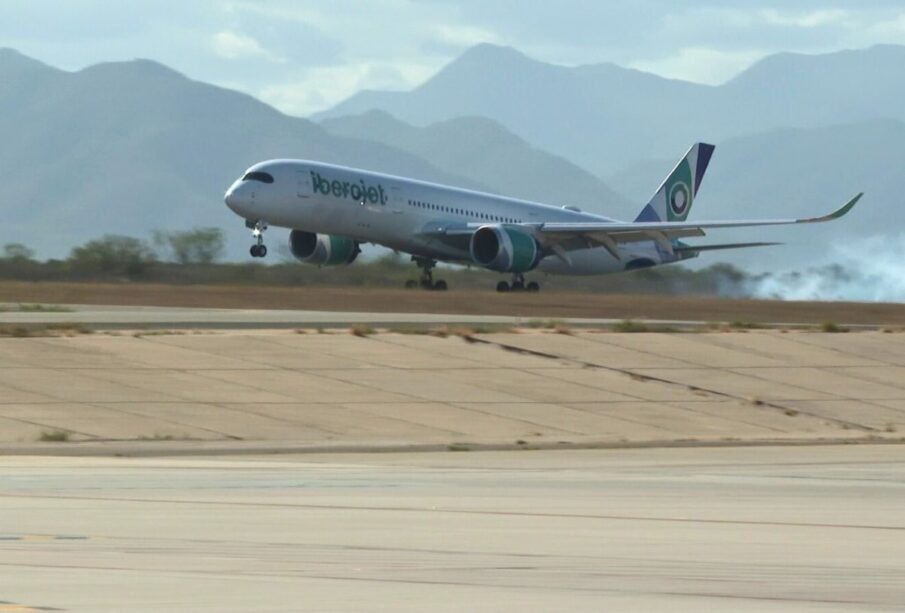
[801,192,863,223]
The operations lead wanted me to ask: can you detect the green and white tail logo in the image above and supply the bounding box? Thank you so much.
[634,143,714,224]
[665,158,693,222]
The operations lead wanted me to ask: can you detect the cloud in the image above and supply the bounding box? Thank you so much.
[630,47,765,85]
[210,31,283,62]
[432,24,504,48]
[259,61,437,116]
[760,9,852,29]
[4,0,905,117]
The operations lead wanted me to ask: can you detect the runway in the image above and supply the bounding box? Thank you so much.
[0,303,644,330]
[3,282,905,327]
[2,301,905,610]
[1,445,903,611]
[2,328,905,451]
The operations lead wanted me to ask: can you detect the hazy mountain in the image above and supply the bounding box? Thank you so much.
[0,49,490,259]
[0,49,631,259]
[318,44,905,177]
[2,46,901,271]
[607,119,904,271]
[320,110,633,217]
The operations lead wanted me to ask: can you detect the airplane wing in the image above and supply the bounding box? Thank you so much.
[421,193,861,260]
[530,193,862,258]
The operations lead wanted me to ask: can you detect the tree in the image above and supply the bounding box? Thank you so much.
[153,228,225,264]
[69,235,157,276]
[1,243,35,261]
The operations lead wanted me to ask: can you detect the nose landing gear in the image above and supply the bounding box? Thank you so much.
[247,220,268,258]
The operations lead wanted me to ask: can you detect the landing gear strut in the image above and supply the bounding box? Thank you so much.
[247,220,268,258]
[496,274,540,293]
[405,257,447,290]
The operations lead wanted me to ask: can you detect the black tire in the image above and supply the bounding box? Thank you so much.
[258,245,267,258]
[434,280,448,291]
[511,281,524,292]
[526,281,540,292]
[249,245,260,258]
[496,281,510,293]
[405,280,417,289]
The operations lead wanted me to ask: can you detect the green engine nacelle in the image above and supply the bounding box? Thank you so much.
[469,225,542,273]
[289,230,360,266]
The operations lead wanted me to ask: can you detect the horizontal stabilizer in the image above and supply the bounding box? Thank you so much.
[673,242,781,253]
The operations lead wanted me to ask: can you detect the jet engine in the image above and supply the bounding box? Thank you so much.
[469,225,542,273]
[288,230,360,266]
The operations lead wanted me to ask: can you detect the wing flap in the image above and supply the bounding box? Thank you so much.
[673,241,781,253]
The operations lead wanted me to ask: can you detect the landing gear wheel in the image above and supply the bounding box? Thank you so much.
[247,220,268,258]
[496,281,510,293]
[511,281,524,292]
[413,257,445,290]
[526,281,540,292]
[405,280,417,289]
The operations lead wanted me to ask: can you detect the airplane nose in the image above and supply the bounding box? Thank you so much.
[224,183,244,213]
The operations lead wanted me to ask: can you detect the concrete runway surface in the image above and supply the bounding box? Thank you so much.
[1,445,904,612]
[0,303,712,330]
[2,328,905,451]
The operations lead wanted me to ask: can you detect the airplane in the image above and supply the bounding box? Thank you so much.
[224,143,861,292]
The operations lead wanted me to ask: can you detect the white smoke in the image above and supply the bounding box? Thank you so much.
[747,235,905,302]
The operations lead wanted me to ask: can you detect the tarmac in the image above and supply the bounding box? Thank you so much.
[3,305,905,610]
[0,303,735,330]
[1,445,903,611]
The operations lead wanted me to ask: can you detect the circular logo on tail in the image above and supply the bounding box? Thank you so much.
[668,182,690,217]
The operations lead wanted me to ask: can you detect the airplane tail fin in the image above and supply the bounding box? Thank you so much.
[634,143,715,222]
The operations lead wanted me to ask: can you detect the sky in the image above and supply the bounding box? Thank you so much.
[2,0,905,116]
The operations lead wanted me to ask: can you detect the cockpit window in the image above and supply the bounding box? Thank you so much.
[243,171,274,184]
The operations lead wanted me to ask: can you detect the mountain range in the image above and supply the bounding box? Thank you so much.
[0,44,901,270]
[0,48,627,259]
[318,43,905,177]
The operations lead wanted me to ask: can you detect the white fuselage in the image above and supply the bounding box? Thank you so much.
[225,159,669,274]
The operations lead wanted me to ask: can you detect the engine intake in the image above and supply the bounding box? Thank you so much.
[289,230,359,266]
[469,225,542,273]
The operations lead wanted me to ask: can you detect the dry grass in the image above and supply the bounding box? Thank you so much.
[820,321,849,333]
[0,303,72,312]
[0,323,92,337]
[38,430,70,442]
[350,324,376,337]
[612,320,651,333]
[729,320,766,330]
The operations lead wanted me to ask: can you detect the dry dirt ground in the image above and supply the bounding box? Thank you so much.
[2,281,905,325]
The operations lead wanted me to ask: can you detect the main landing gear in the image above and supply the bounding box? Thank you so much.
[248,220,268,258]
[405,257,447,291]
[496,274,540,293]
